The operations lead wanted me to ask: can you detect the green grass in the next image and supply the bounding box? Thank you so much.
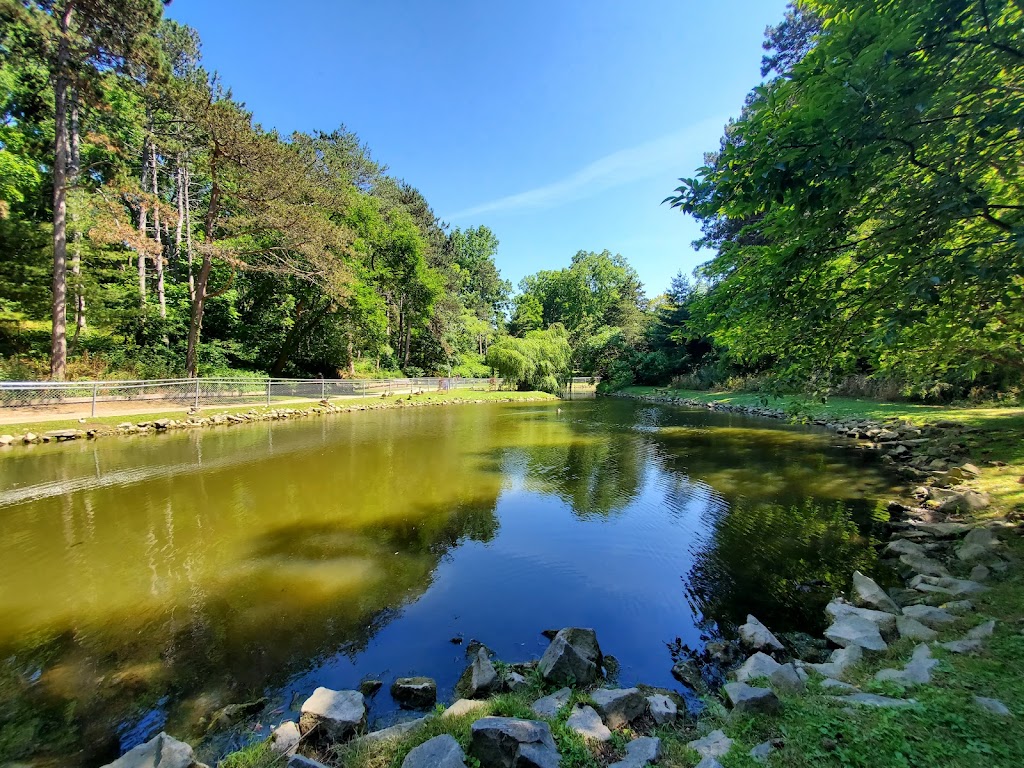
[0,390,558,442]
[218,740,285,768]
[620,386,1024,514]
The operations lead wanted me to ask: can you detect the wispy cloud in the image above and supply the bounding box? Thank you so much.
[446,117,725,220]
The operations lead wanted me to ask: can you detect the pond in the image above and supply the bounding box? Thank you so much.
[0,397,894,767]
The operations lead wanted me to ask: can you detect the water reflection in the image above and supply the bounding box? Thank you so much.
[0,399,893,767]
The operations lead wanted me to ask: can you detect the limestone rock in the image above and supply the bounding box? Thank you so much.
[694,760,725,768]
[391,677,437,710]
[687,729,734,759]
[566,704,611,742]
[270,721,301,756]
[537,628,602,686]
[824,614,888,652]
[769,662,806,693]
[288,756,330,768]
[874,644,938,686]
[299,687,366,743]
[831,693,917,708]
[505,671,529,692]
[749,741,775,764]
[899,553,950,578]
[738,615,784,653]
[734,652,780,683]
[101,733,206,768]
[974,696,1011,717]
[969,565,991,582]
[609,736,662,768]
[937,490,989,514]
[939,620,996,654]
[897,616,938,642]
[884,539,926,558]
[671,659,705,689]
[646,694,676,725]
[358,679,382,696]
[530,687,571,718]
[940,600,975,615]
[820,678,858,692]
[802,644,863,681]
[444,699,489,719]
[463,647,500,698]
[852,571,900,614]
[913,575,988,597]
[723,682,781,715]
[590,687,645,729]
[470,717,560,768]
[351,717,426,748]
[901,604,957,628]
[402,734,467,768]
[825,600,898,641]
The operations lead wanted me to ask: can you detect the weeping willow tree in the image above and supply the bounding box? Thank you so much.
[485,323,571,393]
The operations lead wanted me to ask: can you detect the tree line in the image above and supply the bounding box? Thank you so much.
[0,1,512,382]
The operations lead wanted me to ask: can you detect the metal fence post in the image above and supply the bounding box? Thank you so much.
[266,379,271,406]
[321,379,325,399]
[194,378,200,409]
[91,383,97,417]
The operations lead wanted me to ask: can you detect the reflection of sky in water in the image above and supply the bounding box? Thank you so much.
[0,398,892,766]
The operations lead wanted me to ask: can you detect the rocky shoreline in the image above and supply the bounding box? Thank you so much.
[99,392,1021,767]
[0,394,556,449]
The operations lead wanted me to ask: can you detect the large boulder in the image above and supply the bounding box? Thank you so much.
[402,734,467,768]
[825,600,898,641]
[530,688,572,718]
[270,721,301,756]
[298,687,366,743]
[733,652,781,683]
[851,571,900,614]
[646,694,676,725]
[470,717,560,768]
[565,705,611,742]
[937,490,989,514]
[723,683,781,715]
[590,688,646,729]
[686,729,734,759]
[391,677,437,710]
[461,647,500,698]
[738,615,784,653]
[537,628,602,686]
[901,604,957,628]
[875,643,938,686]
[102,733,207,768]
[823,614,888,652]
[609,736,662,768]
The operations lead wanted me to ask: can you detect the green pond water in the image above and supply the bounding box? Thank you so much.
[0,397,895,766]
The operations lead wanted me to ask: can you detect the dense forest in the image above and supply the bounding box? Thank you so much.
[1,0,1021,401]
[0,0,515,382]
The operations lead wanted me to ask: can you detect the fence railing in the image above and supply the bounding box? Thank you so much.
[0,376,500,415]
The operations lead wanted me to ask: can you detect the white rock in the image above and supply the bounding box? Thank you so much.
[897,616,938,642]
[687,729,734,759]
[566,704,611,742]
[738,615,784,652]
[270,721,301,755]
[852,571,900,614]
[734,652,781,683]
[646,694,677,725]
[824,614,888,652]
[299,688,366,742]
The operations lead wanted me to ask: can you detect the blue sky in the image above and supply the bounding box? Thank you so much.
[165,1,790,297]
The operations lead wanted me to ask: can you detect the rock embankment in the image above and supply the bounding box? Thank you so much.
[0,395,554,450]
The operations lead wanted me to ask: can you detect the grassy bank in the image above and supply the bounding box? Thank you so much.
[0,390,558,443]
[620,386,1024,514]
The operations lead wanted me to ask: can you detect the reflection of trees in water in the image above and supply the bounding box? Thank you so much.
[686,500,879,636]
[504,434,647,517]
[0,496,501,768]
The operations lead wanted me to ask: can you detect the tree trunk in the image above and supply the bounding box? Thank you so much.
[174,157,184,269]
[185,179,219,377]
[270,299,322,376]
[49,3,74,380]
[69,88,85,341]
[151,142,166,320]
[138,135,149,308]
[183,163,195,302]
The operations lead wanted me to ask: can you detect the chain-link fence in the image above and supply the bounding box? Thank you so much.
[0,376,500,416]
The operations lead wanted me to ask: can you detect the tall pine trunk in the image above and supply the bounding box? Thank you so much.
[137,135,149,309]
[49,4,74,380]
[185,180,219,377]
[69,89,85,348]
[150,142,166,321]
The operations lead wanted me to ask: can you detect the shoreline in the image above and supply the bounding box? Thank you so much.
[0,391,559,451]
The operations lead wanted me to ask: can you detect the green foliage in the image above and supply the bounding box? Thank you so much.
[486,324,572,393]
[667,0,1024,396]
